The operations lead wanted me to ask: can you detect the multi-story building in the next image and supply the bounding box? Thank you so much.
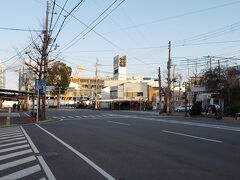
[99,55,160,110]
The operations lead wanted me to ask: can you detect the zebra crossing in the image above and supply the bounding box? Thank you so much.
[0,126,54,180]
[51,114,126,120]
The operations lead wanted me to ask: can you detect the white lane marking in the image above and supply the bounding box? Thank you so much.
[39,178,47,180]
[119,114,240,132]
[36,124,116,180]
[162,130,223,143]
[0,137,26,143]
[20,126,39,154]
[21,126,55,180]
[0,132,22,138]
[67,116,74,118]
[60,116,66,119]
[108,121,130,126]
[0,164,41,180]
[75,116,80,118]
[0,144,30,153]
[0,134,24,140]
[0,149,32,161]
[37,156,56,180]
[0,140,28,148]
[24,112,31,117]
[0,156,36,171]
[52,116,58,119]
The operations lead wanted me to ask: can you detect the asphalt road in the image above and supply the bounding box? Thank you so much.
[1,108,240,180]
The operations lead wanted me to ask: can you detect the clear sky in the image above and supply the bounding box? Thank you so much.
[1,0,240,89]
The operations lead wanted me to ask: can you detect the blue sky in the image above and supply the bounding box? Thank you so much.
[1,0,240,89]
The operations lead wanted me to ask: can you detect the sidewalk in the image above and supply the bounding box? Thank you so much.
[0,111,35,127]
[123,110,238,122]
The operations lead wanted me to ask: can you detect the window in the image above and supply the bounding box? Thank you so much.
[137,92,143,96]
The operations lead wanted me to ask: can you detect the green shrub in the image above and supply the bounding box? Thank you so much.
[226,101,240,116]
[145,101,153,111]
[189,102,202,115]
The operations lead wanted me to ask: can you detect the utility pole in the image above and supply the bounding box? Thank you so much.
[218,59,222,110]
[184,82,188,117]
[95,59,99,110]
[187,58,191,107]
[158,67,162,115]
[172,64,176,112]
[167,41,172,114]
[208,55,212,74]
[218,60,221,81]
[41,1,50,120]
[178,74,182,105]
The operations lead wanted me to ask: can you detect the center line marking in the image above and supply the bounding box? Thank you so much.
[35,124,116,180]
[162,130,223,143]
[108,121,130,126]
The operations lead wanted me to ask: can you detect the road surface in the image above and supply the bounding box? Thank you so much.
[1,109,240,180]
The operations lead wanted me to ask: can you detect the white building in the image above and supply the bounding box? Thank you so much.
[18,65,35,91]
[99,55,158,110]
[113,55,127,80]
[110,82,148,101]
[0,60,6,89]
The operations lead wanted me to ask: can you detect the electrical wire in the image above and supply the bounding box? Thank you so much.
[103,1,240,33]
[58,0,118,52]
[0,27,42,32]
[49,0,85,53]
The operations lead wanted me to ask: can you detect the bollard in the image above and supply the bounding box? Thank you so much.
[6,107,11,126]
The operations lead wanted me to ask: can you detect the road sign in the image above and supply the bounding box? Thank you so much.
[35,79,39,94]
[40,79,46,95]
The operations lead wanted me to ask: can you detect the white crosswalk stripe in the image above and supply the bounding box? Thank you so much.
[0,134,24,141]
[0,149,32,161]
[0,144,30,153]
[0,156,36,170]
[0,130,21,135]
[0,132,23,138]
[0,164,42,180]
[0,140,28,148]
[50,114,123,119]
[0,126,53,179]
[0,137,26,143]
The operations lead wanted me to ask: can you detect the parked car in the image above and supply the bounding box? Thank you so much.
[206,104,221,114]
[175,105,190,112]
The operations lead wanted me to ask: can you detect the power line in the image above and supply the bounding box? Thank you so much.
[59,0,118,52]
[103,0,240,33]
[50,0,69,37]
[0,27,42,32]
[1,36,40,64]
[49,0,85,53]
[51,0,148,66]
[48,0,56,35]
